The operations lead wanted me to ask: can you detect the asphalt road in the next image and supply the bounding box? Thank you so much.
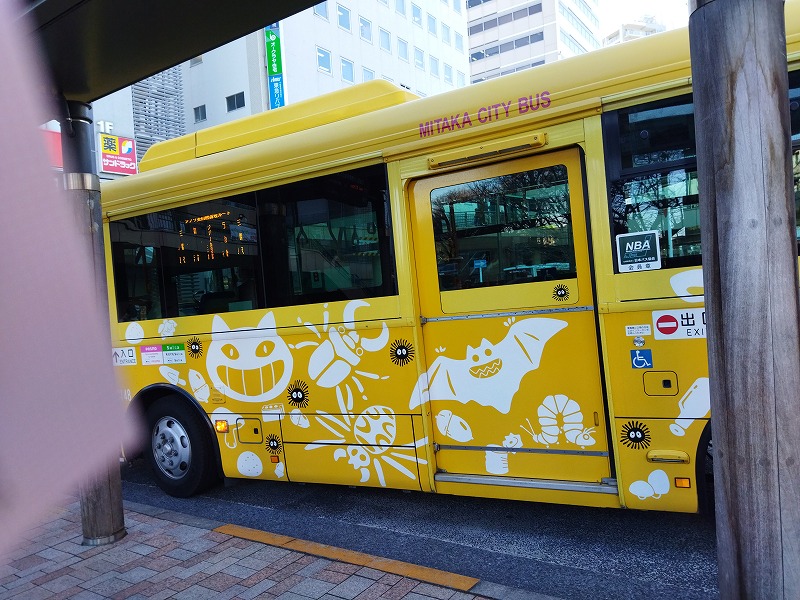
[121,459,719,600]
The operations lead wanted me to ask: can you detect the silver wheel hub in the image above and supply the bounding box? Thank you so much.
[152,416,191,480]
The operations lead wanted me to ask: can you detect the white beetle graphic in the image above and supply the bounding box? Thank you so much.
[297,300,390,405]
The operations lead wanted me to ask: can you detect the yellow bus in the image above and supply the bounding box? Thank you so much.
[103,5,800,514]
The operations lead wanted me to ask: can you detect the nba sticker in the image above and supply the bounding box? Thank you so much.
[617,231,661,272]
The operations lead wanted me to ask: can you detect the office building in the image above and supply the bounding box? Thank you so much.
[467,0,601,83]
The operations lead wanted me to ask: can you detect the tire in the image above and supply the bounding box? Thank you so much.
[144,398,217,498]
[696,423,715,517]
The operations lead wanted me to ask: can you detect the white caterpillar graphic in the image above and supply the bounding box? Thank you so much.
[521,394,596,448]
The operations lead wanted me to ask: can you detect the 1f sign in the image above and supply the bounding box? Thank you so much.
[616,230,661,272]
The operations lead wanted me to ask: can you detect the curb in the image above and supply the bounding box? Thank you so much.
[124,500,558,600]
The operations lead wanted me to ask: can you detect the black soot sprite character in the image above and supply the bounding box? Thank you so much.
[390,339,415,367]
[187,337,203,359]
[620,421,651,450]
[287,380,310,408]
[265,434,283,455]
[552,284,570,302]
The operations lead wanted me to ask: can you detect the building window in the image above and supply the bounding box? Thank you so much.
[441,24,451,45]
[378,0,388,5]
[471,31,545,63]
[341,58,355,83]
[412,4,422,26]
[398,38,409,61]
[427,14,437,35]
[414,47,424,70]
[189,56,203,67]
[396,0,406,15]
[314,1,328,19]
[360,16,372,41]
[379,28,391,52]
[471,4,545,34]
[457,70,466,87]
[455,32,464,52]
[338,4,351,30]
[226,92,245,112]
[444,64,453,85]
[193,105,207,122]
[363,67,375,81]
[317,47,332,74]
[429,55,439,77]
[453,0,461,13]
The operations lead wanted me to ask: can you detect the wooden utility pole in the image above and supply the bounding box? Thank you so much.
[60,100,127,546]
[689,0,800,597]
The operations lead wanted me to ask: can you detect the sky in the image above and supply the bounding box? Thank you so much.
[598,0,690,36]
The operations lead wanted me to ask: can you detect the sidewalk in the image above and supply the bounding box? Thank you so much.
[0,500,544,600]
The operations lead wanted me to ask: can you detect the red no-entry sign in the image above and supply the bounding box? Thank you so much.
[656,315,679,335]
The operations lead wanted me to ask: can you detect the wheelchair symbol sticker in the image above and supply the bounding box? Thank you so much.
[631,350,653,369]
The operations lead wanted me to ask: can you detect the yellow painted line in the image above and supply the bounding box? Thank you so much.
[214,523,480,592]
[214,524,294,547]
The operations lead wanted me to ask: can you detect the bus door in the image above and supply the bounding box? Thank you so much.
[408,148,614,496]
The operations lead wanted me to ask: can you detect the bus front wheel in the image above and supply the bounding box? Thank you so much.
[144,399,215,497]
[697,422,715,517]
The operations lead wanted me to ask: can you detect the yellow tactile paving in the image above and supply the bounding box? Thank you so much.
[214,523,480,592]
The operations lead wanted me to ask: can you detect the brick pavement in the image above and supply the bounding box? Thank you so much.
[0,500,545,600]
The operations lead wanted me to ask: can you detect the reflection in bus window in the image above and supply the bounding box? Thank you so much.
[109,164,396,322]
[257,164,395,307]
[110,196,261,322]
[604,95,702,270]
[430,165,576,291]
[792,70,800,245]
[609,169,701,263]
[794,149,800,243]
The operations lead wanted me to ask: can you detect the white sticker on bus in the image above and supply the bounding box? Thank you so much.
[652,309,706,340]
[112,347,137,366]
[141,345,164,365]
[625,324,651,336]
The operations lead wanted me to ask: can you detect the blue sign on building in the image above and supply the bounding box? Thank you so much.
[269,74,285,109]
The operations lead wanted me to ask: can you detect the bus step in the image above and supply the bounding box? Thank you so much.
[434,473,618,495]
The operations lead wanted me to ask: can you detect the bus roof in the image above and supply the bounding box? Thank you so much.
[139,80,419,172]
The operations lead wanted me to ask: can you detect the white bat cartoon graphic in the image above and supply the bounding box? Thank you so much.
[409,317,567,414]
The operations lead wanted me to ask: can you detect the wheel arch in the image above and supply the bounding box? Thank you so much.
[129,384,224,479]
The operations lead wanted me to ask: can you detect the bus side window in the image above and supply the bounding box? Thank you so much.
[790,70,800,247]
[256,163,397,307]
[602,95,702,271]
[109,195,263,321]
[603,69,800,272]
[430,164,577,291]
[109,163,398,321]
[111,242,164,322]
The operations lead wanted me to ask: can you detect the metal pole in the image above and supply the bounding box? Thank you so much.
[59,100,127,546]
